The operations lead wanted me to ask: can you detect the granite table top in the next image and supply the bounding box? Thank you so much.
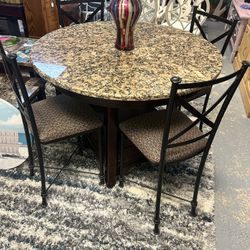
[31,22,223,102]
[1,37,36,67]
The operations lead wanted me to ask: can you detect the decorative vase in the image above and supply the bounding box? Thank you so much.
[107,0,142,51]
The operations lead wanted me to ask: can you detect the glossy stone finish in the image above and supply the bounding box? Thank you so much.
[1,37,36,67]
[31,22,222,101]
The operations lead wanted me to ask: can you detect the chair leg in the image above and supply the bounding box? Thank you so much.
[21,115,34,176]
[34,139,47,207]
[26,133,34,176]
[191,152,208,216]
[98,129,105,185]
[37,78,46,101]
[119,133,124,187]
[199,88,211,131]
[55,87,62,95]
[154,161,165,234]
[77,136,84,156]
[39,87,46,100]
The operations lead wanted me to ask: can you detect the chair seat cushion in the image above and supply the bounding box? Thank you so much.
[31,94,102,143]
[120,109,207,164]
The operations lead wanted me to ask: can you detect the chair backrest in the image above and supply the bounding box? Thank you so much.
[190,5,238,55]
[0,50,40,141]
[158,0,210,32]
[159,61,250,166]
[56,0,105,27]
[139,0,159,23]
[0,41,11,79]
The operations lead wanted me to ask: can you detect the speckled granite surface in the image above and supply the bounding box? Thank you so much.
[31,22,222,101]
[1,37,36,67]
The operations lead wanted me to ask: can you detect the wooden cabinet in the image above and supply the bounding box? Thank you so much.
[234,18,250,118]
[23,0,59,38]
[227,0,250,62]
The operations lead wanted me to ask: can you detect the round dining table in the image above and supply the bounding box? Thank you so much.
[30,21,222,187]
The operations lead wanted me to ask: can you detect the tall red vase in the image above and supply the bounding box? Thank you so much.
[108,0,142,51]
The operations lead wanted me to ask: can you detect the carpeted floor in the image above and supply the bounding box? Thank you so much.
[0,74,215,249]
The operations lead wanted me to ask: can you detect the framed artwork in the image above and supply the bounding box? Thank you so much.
[0,98,29,169]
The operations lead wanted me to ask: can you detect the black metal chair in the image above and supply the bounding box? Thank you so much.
[189,7,238,125]
[56,0,105,27]
[119,61,250,234]
[190,6,238,56]
[0,41,46,102]
[1,52,104,207]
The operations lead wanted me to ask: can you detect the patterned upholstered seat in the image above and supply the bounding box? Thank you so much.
[120,109,207,164]
[31,94,103,143]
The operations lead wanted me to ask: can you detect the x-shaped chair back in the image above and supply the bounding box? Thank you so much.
[56,0,105,27]
[190,5,238,55]
[162,62,249,161]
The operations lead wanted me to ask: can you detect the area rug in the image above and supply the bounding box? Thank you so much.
[0,74,215,249]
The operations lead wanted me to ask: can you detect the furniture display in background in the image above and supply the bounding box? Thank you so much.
[0,0,59,38]
[139,0,158,23]
[158,0,210,32]
[227,0,250,62]
[23,0,59,38]
[0,0,28,36]
[56,0,105,27]
[234,18,250,117]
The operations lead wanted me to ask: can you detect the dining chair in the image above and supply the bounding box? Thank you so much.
[0,41,46,102]
[2,52,104,207]
[190,6,238,56]
[188,6,238,129]
[56,0,105,27]
[119,61,250,234]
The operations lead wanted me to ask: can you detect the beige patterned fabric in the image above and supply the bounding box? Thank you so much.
[120,109,207,164]
[25,77,43,99]
[31,95,102,143]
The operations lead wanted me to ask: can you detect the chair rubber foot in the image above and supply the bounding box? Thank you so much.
[154,225,160,235]
[119,181,124,188]
[191,207,197,217]
[191,200,197,217]
[42,196,47,207]
[30,170,34,177]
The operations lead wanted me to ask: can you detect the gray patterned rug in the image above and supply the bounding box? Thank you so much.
[0,74,215,249]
